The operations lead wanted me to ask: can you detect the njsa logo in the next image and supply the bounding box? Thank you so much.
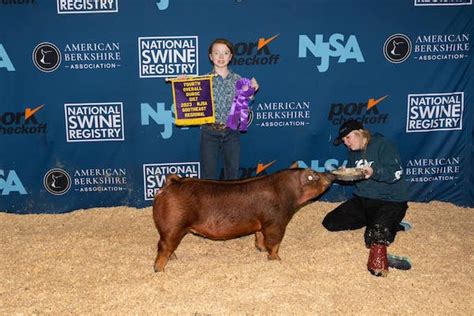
[406,92,463,132]
[57,0,119,14]
[1,170,26,195]
[0,44,15,72]
[298,34,365,72]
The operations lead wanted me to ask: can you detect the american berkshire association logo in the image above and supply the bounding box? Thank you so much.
[44,168,72,195]
[383,34,412,63]
[32,42,61,72]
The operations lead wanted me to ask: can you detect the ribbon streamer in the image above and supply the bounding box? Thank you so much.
[226,78,255,131]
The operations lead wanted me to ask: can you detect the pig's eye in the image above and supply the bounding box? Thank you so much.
[308,175,313,181]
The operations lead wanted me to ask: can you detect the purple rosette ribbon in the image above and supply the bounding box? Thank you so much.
[226,78,255,131]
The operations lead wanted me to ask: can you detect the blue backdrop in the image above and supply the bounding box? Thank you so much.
[1,0,472,213]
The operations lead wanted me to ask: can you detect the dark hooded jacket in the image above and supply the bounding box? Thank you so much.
[348,133,408,202]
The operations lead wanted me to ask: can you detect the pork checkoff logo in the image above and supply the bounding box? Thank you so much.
[406,92,463,132]
[32,41,122,72]
[64,102,124,142]
[138,36,198,78]
[0,104,47,135]
[328,96,389,126]
[230,35,280,66]
[143,162,200,200]
[384,33,470,63]
[56,0,119,14]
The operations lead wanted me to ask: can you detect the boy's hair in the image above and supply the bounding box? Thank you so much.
[208,38,234,56]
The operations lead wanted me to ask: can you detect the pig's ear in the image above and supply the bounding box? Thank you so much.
[166,174,180,183]
[289,161,299,169]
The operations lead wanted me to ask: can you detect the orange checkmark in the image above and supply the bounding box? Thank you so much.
[25,104,45,120]
[367,95,388,110]
[256,160,276,175]
[257,34,279,50]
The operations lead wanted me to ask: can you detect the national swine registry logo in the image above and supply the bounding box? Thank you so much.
[57,0,119,14]
[143,162,200,200]
[64,102,124,142]
[138,36,198,78]
[32,42,61,72]
[406,92,463,132]
[44,168,72,195]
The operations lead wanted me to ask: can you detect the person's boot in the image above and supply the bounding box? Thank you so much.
[398,221,412,232]
[388,254,412,270]
[367,243,388,277]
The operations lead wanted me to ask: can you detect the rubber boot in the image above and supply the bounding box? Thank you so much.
[367,243,388,277]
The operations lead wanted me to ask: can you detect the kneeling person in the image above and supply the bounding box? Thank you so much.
[323,120,411,277]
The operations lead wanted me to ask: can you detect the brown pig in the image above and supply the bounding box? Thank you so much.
[152,162,335,272]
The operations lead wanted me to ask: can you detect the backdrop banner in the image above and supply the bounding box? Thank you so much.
[0,0,472,213]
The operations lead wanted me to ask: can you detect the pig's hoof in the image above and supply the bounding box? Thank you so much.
[255,245,265,252]
[153,261,165,273]
[267,254,281,261]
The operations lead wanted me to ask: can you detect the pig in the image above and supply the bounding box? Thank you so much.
[152,162,335,272]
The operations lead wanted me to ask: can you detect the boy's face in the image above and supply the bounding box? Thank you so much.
[209,43,232,68]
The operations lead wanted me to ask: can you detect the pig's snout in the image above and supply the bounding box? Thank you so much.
[324,172,337,182]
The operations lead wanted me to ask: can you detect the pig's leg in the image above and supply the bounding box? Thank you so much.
[267,244,281,260]
[154,230,186,272]
[254,231,266,252]
[262,226,285,260]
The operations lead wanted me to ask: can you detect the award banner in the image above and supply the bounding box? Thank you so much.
[171,76,215,126]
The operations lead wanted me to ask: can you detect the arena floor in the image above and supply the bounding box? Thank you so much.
[1,201,472,314]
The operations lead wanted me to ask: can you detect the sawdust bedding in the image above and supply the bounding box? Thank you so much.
[1,201,473,315]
